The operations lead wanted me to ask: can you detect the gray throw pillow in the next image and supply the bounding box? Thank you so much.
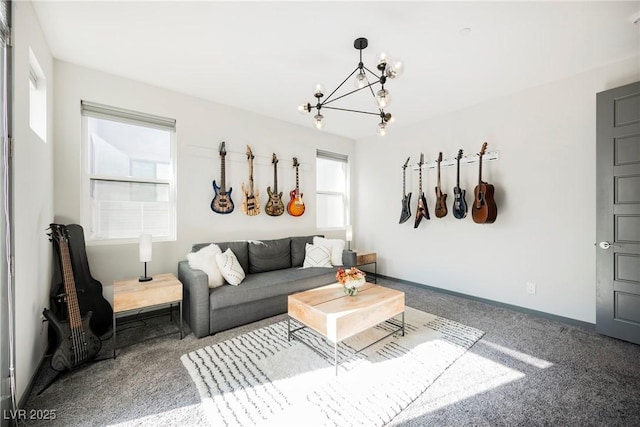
[290,235,321,267]
[248,238,291,273]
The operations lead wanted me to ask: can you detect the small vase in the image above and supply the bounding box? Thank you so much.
[344,286,358,296]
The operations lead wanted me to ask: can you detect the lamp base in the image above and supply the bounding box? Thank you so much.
[139,276,152,282]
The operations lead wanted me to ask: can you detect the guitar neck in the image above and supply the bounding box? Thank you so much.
[295,167,300,193]
[478,154,483,186]
[273,164,278,193]
[60,240,82,329]
[248,160,255,194]
[456,157,461,187]
[402,169,406,196]
[437,162,442,188]
[220,156,226,193]
[419,167,423,194]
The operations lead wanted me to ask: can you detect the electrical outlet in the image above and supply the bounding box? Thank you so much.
[526,282,536,295]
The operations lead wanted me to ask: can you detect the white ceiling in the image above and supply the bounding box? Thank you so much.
[32,1,640,140]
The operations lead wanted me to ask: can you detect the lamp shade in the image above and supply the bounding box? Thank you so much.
[345,225,353,242]
[139,234,152,263]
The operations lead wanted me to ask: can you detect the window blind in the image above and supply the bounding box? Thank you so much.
[81,101,176,132]
[0,0,9,48]
[316,149,348,163]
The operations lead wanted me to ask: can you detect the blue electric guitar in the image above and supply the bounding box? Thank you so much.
[211,141,234,214]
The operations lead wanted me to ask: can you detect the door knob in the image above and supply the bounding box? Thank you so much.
[598,241,619,250]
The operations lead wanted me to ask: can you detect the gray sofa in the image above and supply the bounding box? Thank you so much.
[178,235,339,338]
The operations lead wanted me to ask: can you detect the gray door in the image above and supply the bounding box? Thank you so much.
[596,81,640,345]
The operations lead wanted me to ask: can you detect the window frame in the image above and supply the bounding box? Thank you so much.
[80,101,177,245]
[316,149,350,231]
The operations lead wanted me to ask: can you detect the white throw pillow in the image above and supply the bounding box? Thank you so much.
[215,248,246,286]
[186,244,225,288]
[313,236,346,266]
[302,243,333,268]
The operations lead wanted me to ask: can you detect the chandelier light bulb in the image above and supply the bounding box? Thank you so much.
[298,102,311,114]
[377,122,387,136]
[354,70,368,89]
[385,58,404,79]
[313,113,325,129]
[376,88,391,108]
[314,83,325,98]
[376,52,390,71]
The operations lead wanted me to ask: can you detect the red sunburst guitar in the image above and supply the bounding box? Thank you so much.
[287,157,305,217]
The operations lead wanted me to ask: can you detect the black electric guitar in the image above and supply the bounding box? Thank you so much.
[472,142,498,224]
[210,141,234,214]
[399,157,412,224]
[265,153,285,216]
[434,152,448,218]
[43,224,102,371]
[241,145,260,216]
[414,153,430,228]
[452,149,468,219]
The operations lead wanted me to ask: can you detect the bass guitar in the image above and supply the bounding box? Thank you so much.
[414,153,430,228]
[434,152,448,218]
[265,153,285,216]
[210,141,234,214]
[471,142,497,224]
[44,224,102,371]
[452,149,468,219]
[287,157,305,217]
[241,145,261,216]
[399,157,412,224]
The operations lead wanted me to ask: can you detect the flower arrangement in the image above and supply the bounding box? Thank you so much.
[336,267,366,296]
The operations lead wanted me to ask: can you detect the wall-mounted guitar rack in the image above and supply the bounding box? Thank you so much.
[412,151,500,170]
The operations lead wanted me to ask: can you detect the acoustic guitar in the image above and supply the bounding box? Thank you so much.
[399,157,412,224]
[210,141,234,214]
[265,153,285,216]
[434,152,448,218]
[414,153,430,228]
[241,145,261,216]
[43,224,102,371]
[452,149,468,219]
[471,142,497,224]
[287,157,305,217]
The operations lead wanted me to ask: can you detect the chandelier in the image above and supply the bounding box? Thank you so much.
[298,37,404,136]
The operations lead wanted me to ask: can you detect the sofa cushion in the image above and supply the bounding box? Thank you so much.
[248,238,292,273]
[193,241,249,274]
[215,248,246,286]
[186,243,224,288]
[210,266,338,309]
[290,235,319,267]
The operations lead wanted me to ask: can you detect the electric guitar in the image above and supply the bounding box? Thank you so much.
[43,224,102,371]
[414,153,430,228]
[210,141,234,214]
[471,142,497,224]
[399,157,412,224]
[452,149,468,219]
[434,152,448,218]
[265,153,285,216]
[287,157,305,217]
[241,145,261,216]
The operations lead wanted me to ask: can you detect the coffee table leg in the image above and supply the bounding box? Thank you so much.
[402,311,405,336]
[112,313,117,359]
[287,317,291,341]
[334,342,338,376]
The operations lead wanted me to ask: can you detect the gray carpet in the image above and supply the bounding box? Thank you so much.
[21,278,640,426]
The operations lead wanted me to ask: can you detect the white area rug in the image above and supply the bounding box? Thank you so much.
[181,307,484,427]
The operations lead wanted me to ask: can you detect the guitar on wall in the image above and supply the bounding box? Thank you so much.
[399,157,412,224]
[241,145,261,216]
[210,141,234,214]
[265,153,285,216]
[43,224,102,371]
[471,142,497,224]
[287,157,305,217]
[414,153,430,228]
[452,149,468,219]
[434,152,448,218]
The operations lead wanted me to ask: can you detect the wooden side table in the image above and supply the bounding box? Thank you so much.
[112,273,184,358]
[354,251,377,283]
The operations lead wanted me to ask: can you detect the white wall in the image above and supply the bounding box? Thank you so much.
[354,56,640,324]
[53,60,355,304]
[12,2,54,401]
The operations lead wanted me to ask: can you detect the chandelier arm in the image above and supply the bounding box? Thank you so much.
[322,79,382,107]
[322,106,382,116]
[362,65,381,78]
[366,81,384,114]
[321,67,360,105]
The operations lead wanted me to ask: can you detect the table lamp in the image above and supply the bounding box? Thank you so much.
[139,234,153,282]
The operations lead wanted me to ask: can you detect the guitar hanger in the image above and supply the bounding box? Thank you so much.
[412,150,499,170]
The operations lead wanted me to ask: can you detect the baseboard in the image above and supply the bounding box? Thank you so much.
[376,273,596,331]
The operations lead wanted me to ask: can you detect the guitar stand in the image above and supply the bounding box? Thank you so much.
[36,356,111,395]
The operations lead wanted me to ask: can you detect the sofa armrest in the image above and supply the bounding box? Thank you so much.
[178,260,210,338]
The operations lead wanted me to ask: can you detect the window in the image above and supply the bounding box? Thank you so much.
[81,101,176,242]
[316,149,349,229]
[29,48,46,142]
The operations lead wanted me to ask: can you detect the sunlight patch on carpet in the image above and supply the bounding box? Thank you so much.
[181,307,484,427]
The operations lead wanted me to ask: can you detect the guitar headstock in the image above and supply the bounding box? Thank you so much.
[478,142,488,156]
[402,157,410,170]
[456,149,464,160]
[246,145,254,160]
[272,153,278,165]
[49,223,69,244]
[219,141,227,157]
[418,153,424,167]
[437,152,443,163]
[293,157,299,168]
